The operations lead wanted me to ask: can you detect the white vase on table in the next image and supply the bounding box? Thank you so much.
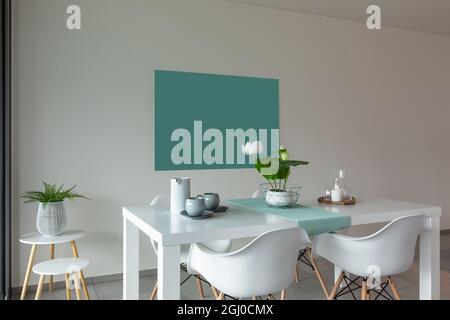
[262,185,301,208]
[266,190,296,207]
[36,202,67,237]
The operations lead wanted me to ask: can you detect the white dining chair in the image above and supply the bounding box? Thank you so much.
[148,195,232,300]
[187,227,310,300]
[251,190,264,199]
[313,215,429,300]
[252,190,329,298]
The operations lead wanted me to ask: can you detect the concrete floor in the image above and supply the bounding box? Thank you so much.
[14,233,450,300]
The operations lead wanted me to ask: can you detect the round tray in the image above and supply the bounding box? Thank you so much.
[317,196,356,206]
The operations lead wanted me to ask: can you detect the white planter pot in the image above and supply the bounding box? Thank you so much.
[36,202,67,237]
[265,190,297,207]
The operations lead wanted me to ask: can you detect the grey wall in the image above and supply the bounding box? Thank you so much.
[12,0,450,287]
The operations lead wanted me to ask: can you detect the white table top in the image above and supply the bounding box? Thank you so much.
[123,198,441,247]
[20,230,86,245]
[123,204,297,246]
[306,197,441,225]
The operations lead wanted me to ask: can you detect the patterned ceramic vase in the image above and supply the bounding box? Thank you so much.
[36,202,67,236]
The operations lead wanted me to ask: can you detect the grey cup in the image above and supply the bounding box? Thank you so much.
[185,196,206,217]
[203,193,220,210]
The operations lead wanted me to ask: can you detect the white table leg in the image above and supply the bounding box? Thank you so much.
[157,245,180,300]
[123,216,139,300]
[419,216,440,300]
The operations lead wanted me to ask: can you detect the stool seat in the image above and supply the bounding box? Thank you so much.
[20,230,85,245]
[33,258,89,276]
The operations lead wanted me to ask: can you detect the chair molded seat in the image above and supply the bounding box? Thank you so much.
[188,227,310,299]
[313,215,429,300]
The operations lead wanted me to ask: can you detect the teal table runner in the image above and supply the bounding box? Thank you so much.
[227,198,351,236]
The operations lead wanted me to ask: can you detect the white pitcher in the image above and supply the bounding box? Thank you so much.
[170,177,190,214]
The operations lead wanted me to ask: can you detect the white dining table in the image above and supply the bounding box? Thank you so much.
[122,197,441,300]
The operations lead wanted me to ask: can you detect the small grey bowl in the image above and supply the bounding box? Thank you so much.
[185,197,206,217]
[203,193,220,211]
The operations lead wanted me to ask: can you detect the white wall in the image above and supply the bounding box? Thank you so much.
[12,0,450,287]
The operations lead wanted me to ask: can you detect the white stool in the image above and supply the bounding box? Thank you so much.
[19,230,89,300]
[33,258,90,300]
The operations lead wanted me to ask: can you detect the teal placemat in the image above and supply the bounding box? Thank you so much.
[227,198,351,236]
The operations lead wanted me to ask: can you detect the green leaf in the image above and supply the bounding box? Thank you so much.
[22,182,90,204]
[255,147,309,190]
[280,160,309,167]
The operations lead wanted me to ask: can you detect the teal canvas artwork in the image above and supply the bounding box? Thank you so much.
[155,70,279,171]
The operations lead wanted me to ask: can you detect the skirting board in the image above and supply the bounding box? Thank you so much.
[10,268,157,295]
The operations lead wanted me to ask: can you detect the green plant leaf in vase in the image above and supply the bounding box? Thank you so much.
[255,147,309,191]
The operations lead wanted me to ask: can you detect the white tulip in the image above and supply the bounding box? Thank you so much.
[241,141,264,155]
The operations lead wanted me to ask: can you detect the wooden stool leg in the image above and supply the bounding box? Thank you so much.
[149,282,158,300]
[217,292,224,300]
[21,245,37,300]
[281,289,286,300]
[35,275,46,300]
[361,279,368,300]
[195,277,205,299]
[70,240,90,300]
[308,248,330,298]
[49,244,55,292]
[74,272,82,300]
[388,276,401,300]
[65,273,72,300]
[328,272,345,300]
[294,263,299,283]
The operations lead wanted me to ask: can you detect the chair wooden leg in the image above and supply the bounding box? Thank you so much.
[217,292,225,300]
[35,275,46,300]
[211,286,219,300]
[280,289,286,300]
[149,282,158,300]
[195,277,205,299]
[70,241,90,300]
[328,272,345,300]
[65,273,72,300]
[21,245,37,300]
[49,244,55,292]
[252,296,257,300]
[268,294,275,300]
[307,248,330,298]
[294,263,299,283]
[388,276,401,300]
[361,279,368,300]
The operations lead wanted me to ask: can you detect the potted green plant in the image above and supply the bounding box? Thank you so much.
[22,182,89,237]
[242,142,309,207]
